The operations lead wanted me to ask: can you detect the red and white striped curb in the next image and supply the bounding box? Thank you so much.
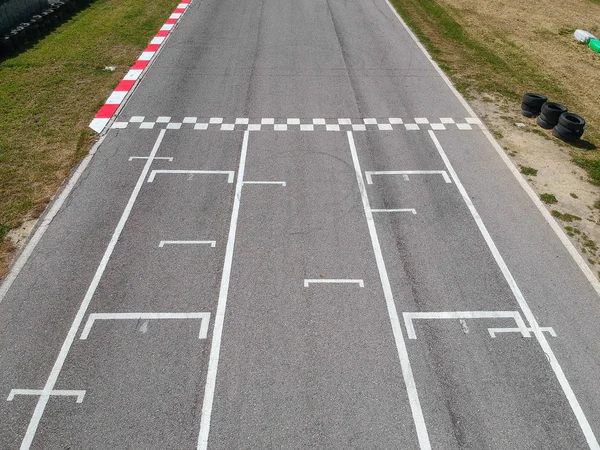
[89,0,192,133]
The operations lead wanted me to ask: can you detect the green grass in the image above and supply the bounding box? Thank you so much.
[0,0,179,257]
[573,156,600,185]
[520,166,538,176]
[552,210,582,222]
[540,193,558,204]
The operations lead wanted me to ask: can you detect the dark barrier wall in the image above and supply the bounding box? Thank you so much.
[0,0,49,34]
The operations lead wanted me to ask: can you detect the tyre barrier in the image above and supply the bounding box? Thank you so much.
[552,113,586,143]
[0,0,96,60]
[521,93,547,118]
[536,102,567,129]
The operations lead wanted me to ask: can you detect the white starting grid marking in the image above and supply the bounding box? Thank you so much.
[8,389,86,403]
[129,156,173,161]
[371,208,417,214]
[147,170,235,183]
[159,240,216,248]
[303,279,364,288]
[243,181,287,187]
[488,326,557,338]
[365,170,452,185]
[402,311,531,340]
[79,312,211,340]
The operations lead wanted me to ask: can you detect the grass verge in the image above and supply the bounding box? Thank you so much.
[388,0,600,182]
[0,0,179,277]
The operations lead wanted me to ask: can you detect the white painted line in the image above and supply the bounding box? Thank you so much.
[130,116,145,122]
[170,12,182,19]
[105,91,128,105]
[404,124,420,131]
[197,131,249,450]
[194,123,209,130]
[378,124,393,131]
[80,312,211,340]
[274,124,288,131]
[313,118,326,125]
[303,279,364,288]
[8,389,85,403]
[371,208,417,214]
[220,123,234,131]
[488,326,557,338]
[159,240,216,248]
[365,170,451,184]
[183,117,198,123]
[209,117,223,124]
[326,124,340,131]
[150,37,165,45]
[352,124,366,131]
[177,2,188,8]
[403,311,530,340]
[456,123,472,130]
[156,116,171,123]
[166,123,182,130]
[430,123,446,131]
[243,181,286,187]
[16,130,166,450]
[123,69,143,81]
[247,124,261,131]
[414,118,429,124]
[261,118,274,124]
[287,118,300,125]
[89,118,110,133]
[347,131,431,450]
[466,117,482,124]
[363,118,377,125]
[235,118,249,124]
[147,170,234,183]
[338,118,352,125]
[111,122,129,129]
[440,118,455,124]
[139,122,155,129]
[129,156,173,161]
[300,124,314,131]
[428,130,599,449]
[389,118,403,124]
[160,24,174,31]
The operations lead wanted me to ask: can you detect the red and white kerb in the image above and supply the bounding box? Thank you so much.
[89,0,191,133]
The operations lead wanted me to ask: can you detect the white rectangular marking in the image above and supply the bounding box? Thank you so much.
[414,118,429,124]
[287,118,300,125]
[338,118,351,125]
[129,156,173,161]
[170,12,182,19]
[183,117,198,123]
[80,312,211,340]
[363,118,377,125]
[130,116,145,122]
[403,311,530,340]
[440,118,455,124]
[274,124,288,131]
[243,181,286,187]
[209,117,223,124]
[300,124,314,131]
[371,208,417,214]
[365,170,451,184]
[303,279,364,287]
[194,123,209,130]
[138,51,155,61]
[466,117,482,124]
[352,124,366,131]
[326,124,340,131]
[261,118,274,124]
[160,24,174,31]
[488,326,557,338]
[404,124,420,130]
[430,123,446,130]
[220,124,235,131]
[378,124,393,131]
[389,118,403,124]
[159,240,216,248]
[8,389,86,403]
[111,122,129,129]
[156,116,171,123]
[150,37,165,45]
[313,118,326,125]
[456,123,472,130]
[166,123,182,130]
[235,118,249,124]
[139,122,155,129]
[148,170,234,183]
[247,124,261,131]
[123,69,143,81]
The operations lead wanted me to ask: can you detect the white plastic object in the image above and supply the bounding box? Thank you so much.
[574,29,597,43]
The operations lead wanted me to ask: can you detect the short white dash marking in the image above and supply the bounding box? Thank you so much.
[243,181,286,187]
[148,170,234,183]
[303,279,364,288]
[129,156,173,161]
[159,240,216,248]
[371,208,417,214]
[365,170,451,184]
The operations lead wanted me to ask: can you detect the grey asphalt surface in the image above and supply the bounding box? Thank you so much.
[1,0,600,448]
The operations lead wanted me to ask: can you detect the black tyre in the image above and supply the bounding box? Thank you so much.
[522,93,547,108]
[521,102,540,114]
[540,102,567,124]
[558,113,585,132]
[1,35,15,57]
[13,26,28,49]
[536,114,553,129]
[553,123,584,142]
[522,109,537,118]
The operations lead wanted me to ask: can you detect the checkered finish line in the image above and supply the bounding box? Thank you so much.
[111,116,482,131]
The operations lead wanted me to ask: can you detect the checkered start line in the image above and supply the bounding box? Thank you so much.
[111,116,482,131]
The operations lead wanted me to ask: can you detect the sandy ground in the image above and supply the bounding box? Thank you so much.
[472,95,600,275]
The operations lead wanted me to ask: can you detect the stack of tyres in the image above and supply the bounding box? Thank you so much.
[536,102,568,129]
[521,93,547,117]
[553,113,586,142]
[0,34,15,57]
